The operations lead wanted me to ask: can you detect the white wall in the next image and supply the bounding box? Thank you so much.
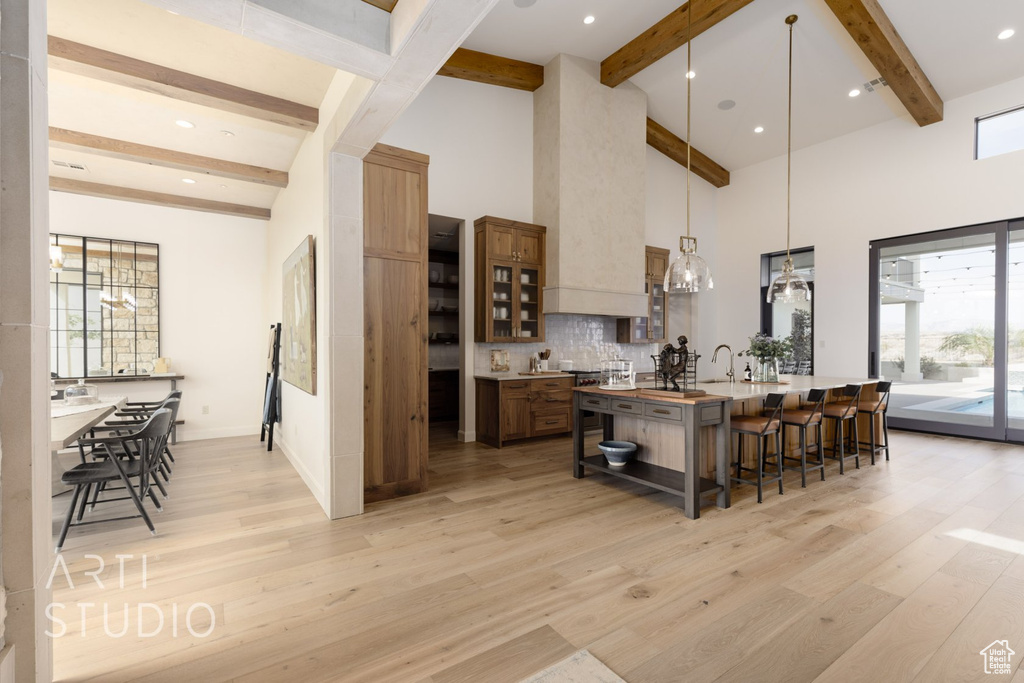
[380,75,534,439]
[48,192,268,440]
[715,75,1024,377]
[645,146,720,363]
[262,72,357,515]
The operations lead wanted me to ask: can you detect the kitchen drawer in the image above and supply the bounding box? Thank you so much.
[610,399,642,416]
[700,403,723,424]
[644,402,682,422]
[531,377,573,391]
[501,380,531,398]
[531,389,572,410]
[580,395,609,411]
[532,409,570,435]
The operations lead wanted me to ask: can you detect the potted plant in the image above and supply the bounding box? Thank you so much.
[738,333,793,382]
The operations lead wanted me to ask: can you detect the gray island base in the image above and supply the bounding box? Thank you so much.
[572,386,733,519]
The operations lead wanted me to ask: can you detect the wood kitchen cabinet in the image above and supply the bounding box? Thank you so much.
[363,143,429,504]
[474,216,546,343]
[617,245,670,344]
[476,376,573,448]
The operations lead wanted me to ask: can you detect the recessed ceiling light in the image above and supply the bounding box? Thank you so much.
[754,126,764,133]
[583,15,595,25]
[717,99,736,111]
[175,120,195,128]
[220,130,235,137]
[998,28,1015,40]
[513,0,536,7]
[848,89,861,98]
[182,178,196,184]
[686,71,696,79]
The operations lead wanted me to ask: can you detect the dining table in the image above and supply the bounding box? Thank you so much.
[50,396,126,496]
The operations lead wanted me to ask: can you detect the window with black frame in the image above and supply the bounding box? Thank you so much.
[760,247,814,375]
[49,234,160,378]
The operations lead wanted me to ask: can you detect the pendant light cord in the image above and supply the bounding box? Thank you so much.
[685,4,692,242]
[786,15,795,261]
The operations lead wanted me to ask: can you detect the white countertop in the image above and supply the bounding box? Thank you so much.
[475,372,573,382]
[656,375,876,400]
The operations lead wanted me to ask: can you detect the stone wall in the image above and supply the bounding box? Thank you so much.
[53,242,160,375]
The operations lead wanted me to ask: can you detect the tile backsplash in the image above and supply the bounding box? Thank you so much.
[475,314,664,374]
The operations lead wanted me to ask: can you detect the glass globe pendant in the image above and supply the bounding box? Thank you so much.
[663,3,713,295]
[666,236,713,292]
[768,14,811,304]
[766,255,811,303]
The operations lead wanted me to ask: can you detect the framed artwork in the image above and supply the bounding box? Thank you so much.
[282,235,316,395]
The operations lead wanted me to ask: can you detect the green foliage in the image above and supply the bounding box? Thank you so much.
[790,309,812,362]
[892,355,942,379]
[937,328,994,365]
[738,332,793,361]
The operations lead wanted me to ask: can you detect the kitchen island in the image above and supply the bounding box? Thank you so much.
[572,375,880,517]
[572,386,733,519]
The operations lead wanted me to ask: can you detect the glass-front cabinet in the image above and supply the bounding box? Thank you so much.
[475,217,546,343]
[618,246,670,344]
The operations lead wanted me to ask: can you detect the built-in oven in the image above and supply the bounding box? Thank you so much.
[566,370,603,432]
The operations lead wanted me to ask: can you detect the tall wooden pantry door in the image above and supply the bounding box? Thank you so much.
[363,144,429,503]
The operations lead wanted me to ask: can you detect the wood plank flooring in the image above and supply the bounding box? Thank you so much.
[51,426,1024,682]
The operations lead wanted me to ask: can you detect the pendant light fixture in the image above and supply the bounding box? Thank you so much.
[665,2,713,294]
[767,15,812,304]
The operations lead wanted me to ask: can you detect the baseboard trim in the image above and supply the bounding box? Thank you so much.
[276,438,328,516]
[458,429,476,443]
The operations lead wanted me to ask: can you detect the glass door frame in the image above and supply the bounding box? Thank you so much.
[868,220,1010,442]
[1008,219,1024,443]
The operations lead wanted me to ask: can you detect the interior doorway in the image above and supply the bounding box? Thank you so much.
[427,214,464,440]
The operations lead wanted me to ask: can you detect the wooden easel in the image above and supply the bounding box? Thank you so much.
[261,323,282,451]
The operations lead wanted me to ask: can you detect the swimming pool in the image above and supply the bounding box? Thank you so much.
[952,390,1024,415]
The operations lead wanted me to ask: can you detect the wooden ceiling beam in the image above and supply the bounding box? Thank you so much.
[822,0,943,126]
[47,36,319,131]
[49,177,271,220]
[646,117,730,188]
[361,0,398,11]
[49,127,289,188]
[438,48,544,92]
[601,0,756,88]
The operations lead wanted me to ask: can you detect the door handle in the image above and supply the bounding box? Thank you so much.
[653,409,671,415]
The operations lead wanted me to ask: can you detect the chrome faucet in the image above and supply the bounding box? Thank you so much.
[712,344,735,383]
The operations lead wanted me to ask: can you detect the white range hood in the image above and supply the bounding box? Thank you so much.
[534,54,649,318]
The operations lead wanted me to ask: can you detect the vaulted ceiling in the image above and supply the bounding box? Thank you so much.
[459,0,1024,173]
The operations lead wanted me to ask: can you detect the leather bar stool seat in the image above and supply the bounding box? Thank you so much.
[857,381,892,465]
[822,384,862,474]
[730,393,785,504]
[780,388,827,487]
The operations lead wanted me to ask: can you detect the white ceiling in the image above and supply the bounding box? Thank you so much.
[461,0,1024,173]
[47,0,342,212]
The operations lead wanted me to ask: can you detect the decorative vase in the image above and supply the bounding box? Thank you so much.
[754,358,779,383]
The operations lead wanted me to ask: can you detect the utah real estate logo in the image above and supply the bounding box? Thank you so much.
[980,640,1015,675]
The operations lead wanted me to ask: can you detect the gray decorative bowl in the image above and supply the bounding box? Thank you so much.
[597,440,637,467]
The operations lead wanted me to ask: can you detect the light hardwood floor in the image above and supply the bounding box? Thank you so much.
[51,426,1024,682]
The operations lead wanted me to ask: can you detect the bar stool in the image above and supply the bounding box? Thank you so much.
[780,388,827,487]
[823,384,862,474]
[731,393,785,503]
[857,380,892,465]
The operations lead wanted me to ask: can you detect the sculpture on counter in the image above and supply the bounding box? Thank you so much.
[653,335,698,392]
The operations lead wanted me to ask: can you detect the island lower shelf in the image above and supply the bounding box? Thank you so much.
[580,454,724,498]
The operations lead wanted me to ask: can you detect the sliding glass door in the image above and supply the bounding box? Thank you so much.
[870,221,1018,442]
[1009,222,1024,441]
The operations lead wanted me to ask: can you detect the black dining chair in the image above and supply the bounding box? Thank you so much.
[56,408,172,553]
[822,384,862,474]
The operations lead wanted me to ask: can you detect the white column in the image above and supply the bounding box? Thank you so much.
[903,302,923,381]
[0,0,53,679]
